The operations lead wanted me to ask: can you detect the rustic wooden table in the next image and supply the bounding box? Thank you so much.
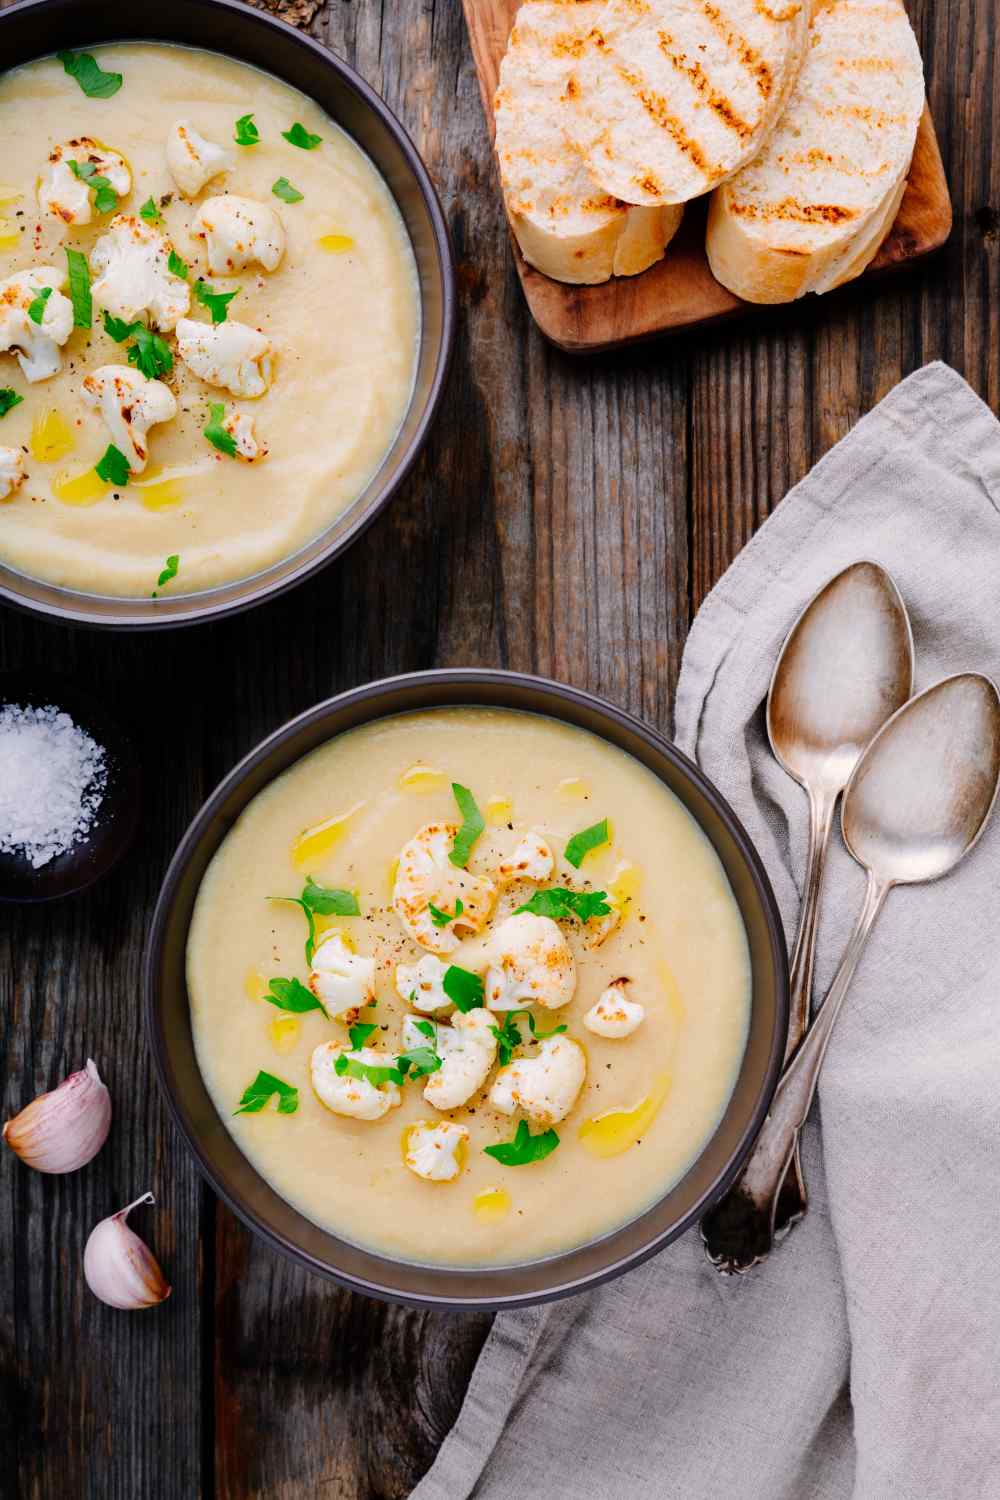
[1,0,996,1494]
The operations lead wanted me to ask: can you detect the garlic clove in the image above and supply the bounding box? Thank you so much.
[3,1059,111,1173]
[84,1192,171,1310]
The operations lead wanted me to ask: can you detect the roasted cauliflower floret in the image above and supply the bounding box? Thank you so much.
[583,979,644,1039]
[484,912,576,1012]
[423,1008,497,1112]
[307,930,374,1025]
[489,1035,586,1126]
[39,138,131,227]
[400,1014,438,1052]
[175,317,272,399]
[0,446,25,501]
[90,215,191,331]
[496,831,554,885]
[191,194,285,274]
[403,1120,469,1182]
[218,409,261,461]
[311,1041,401,1122]
[0,268,74,383]
[392,822,497,956]
[166,120,231,197]
[395,953,453,1014]
[80,365,176,474]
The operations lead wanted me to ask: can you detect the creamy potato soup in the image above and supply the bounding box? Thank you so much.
[0,44,419,596]
[187,708,751,1267]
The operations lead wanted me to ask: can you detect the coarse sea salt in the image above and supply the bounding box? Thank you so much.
[0,703,107,869]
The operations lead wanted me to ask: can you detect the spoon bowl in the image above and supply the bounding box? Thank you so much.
[767,561,914,795]
[843,673,1000,884]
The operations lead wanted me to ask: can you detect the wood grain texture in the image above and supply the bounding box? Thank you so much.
[461,0,953,351]
[1,0,998,1495]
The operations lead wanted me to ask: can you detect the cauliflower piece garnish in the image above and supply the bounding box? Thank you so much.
[0,446,25,501]
[489,1035,586,1126]
[583,906,624,950]
[395,953,453,1014]
[401,1014,438,1051]
[39,139,131,227]
[191,194,285,274]
[307,930,375,1025]
[404,1120,469,1182]
[311,1041,401,1122]
[0,268,74,383]
[423,1008,497,1112]
[166,120,231,198]
[80,365,176,474]
[90,215,191,331]
[221,409,261,461]
[392,822,497,956]
[497,831,554,885]
[583,979,645,1039]
[175,317,272,399]
[484,912,576,1012]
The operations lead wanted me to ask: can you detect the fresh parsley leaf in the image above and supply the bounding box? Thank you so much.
[127,324,173,381]
[413,1018,436,1039]
[271,895,318,963]
[95,443,130,487]
[449,783,485,868]
[27,286,52,326]
[203,402,237,456]
[194,279,238,324]
[484,1119,560,1167]
[515,886,611,923]
[442,964,484,1013]
[271,176,303,204]
[349,1022,378,1049]
[395,1046,442,1080]
[302,876,360,916]
[266,975,326,1016]
[168,249,189,279]
[58,50,123,99]
[0,389,24,418]
[282,122,322,150]
[65,247,92,328]
[565,818,610,869]
[234,1069,298,1115]
[68,158,98,180]
[140,196,162,224]
[429,897,464,929]
[157,553,180,588]
[93,178,118,215]
[234,113,260,146]
[490,1010,567,1066]
[335,1053,405,1088]
[102,309,134,342]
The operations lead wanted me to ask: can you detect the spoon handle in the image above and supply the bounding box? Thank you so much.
[773,783,838,1232]
[702,871,890,1272]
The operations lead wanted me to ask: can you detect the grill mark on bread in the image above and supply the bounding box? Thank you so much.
[754,0,803,18]
[730,195,859,223]
[832,56,900,71]
[614,64,723,181]
[775,147,892,177]
[820,101,911,127]
[656,31,755,139]
[700,2,774,99]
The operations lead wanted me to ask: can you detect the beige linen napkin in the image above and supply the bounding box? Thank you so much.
[410,363,1000,1500]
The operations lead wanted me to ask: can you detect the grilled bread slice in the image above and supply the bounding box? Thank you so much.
[706,0,925,302]
[494,2,683,284]
[566,0,811,207]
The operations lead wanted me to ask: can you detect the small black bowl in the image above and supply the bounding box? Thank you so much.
[145,670,789,1309]
[0,670,141,902]
[0,0,455,628]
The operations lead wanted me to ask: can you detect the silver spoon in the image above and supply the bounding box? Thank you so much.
[704,561,914,1263]
[702,673,1000,1273]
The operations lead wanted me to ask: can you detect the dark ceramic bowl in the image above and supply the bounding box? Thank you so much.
[0,670,141,902]
[0,0,455,629]
[145,670,789,1309]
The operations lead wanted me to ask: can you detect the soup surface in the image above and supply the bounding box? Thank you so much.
[0,43,419,596]
[187,708,751,1266]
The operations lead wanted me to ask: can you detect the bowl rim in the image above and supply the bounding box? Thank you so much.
[144,668,790,1309]
[0,0,457,630]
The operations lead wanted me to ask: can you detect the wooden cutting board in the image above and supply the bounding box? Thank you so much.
[461,1,953,353]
